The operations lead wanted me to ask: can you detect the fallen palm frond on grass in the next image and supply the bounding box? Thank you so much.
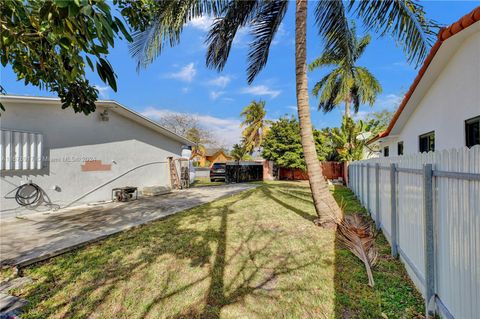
[337,213,378,287]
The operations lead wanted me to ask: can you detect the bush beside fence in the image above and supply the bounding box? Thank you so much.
[348,146,479,319]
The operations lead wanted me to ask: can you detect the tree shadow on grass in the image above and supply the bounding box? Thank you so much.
[143,202,318,319]
[259,184,317,222]
[18,190,253,318]
[18,185,320,318]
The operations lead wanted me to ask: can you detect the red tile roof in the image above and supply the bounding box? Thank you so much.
[368,6,480,144]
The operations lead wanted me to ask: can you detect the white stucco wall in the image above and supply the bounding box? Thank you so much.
[1,100,184,216]
[379,30,480,155]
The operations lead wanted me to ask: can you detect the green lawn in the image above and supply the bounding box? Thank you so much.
[10,182,423,318]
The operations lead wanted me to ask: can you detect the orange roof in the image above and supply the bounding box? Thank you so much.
[368,6,480,144]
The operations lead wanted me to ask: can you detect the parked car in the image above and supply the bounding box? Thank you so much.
[210,162,226,182]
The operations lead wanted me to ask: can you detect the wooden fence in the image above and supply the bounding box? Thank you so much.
[279,162,345,181]
[348,146,480,319]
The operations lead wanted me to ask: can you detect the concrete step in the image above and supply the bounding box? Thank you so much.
[0,277,32,294]
[0,293,28,314]
[142,186,172,197]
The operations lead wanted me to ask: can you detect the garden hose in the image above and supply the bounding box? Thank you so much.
[15,183,42,207]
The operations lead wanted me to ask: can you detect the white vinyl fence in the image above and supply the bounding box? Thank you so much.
[348,146,480,319]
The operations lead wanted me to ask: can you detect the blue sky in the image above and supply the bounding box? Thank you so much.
[2,1,479,147]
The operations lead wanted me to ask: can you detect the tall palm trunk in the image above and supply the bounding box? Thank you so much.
[345,100,351,118]
[345,92,353,118]
[295,0,342,226]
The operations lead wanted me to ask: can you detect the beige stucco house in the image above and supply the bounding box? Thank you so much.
[0,95,193,216]
[193,148,232,167]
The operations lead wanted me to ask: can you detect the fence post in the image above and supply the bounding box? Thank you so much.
[375,163,380,229]
[361,164,365,205]
[353,164,356,194]
[390,163,398,258]
[347,164,351,188]
[356,164,359,198]
[366,163,370,213]
[423,164,435,318]
[356,164,360,196]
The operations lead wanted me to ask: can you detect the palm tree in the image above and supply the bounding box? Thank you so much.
[230,143,250,161]
[240,100,268,153]
[309,22,381,118]
[131,0,437,226]
[331,117,376,161]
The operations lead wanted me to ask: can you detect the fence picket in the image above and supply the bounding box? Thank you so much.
[348,146,480,319]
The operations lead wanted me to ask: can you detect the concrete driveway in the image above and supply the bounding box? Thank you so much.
[0,184,257,267]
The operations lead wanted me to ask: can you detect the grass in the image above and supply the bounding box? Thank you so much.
[8,182,423,318]
[331,186,424,318]
[191,177,225,187]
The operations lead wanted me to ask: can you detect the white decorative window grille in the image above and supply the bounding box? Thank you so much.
[0,129,43,171]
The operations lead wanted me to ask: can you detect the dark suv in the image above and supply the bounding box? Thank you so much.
[210,162,226,182]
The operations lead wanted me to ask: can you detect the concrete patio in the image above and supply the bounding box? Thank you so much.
[0,184,257,267]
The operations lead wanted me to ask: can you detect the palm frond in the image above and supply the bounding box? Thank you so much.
[130,20,173,70]
[205,0,259,72]
[354,34,371,61]
[350,0,439,67]
[319,78,342,113]
[336,71,354,106]
[308,51,342,71]
[247,0,288,83]
[130,0,227,70]
[314,0,353,60]
[311,73,331,97]
[337,213,378,287]
[353,66,382,107]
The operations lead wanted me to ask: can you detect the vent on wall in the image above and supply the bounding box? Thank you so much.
[0,129,43,171]
[99,109,109,121]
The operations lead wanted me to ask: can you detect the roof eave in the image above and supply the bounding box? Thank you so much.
[367,6,480,144]
[0,95,195,146]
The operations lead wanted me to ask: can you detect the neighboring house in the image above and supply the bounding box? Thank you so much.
[0,95,193,215]
[194,148,232,167]
[368,7,480,156]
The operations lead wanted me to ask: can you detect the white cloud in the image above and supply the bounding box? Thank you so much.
[286,105,297,111]
[352,111,369,121]
[210,91,225,100]
[94,85,110,99]
[351,93,404,121]
[181,87,190,93]
[187,16,214,31]
[141,107,242,147]
[272,23,287,45]
[208,75,231,88]
[233,27,250,48]
[241,85,281,98]
[166,63,197,82]
[380,61,414,71]
[375,93,403,110]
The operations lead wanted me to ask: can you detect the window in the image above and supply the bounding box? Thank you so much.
[465,116,480,148]
[0,129,43,171]
[419,131,435,153]
[383,146,389,157]
[397,141,404,156]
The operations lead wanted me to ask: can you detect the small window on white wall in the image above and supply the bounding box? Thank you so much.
[383,146,389,157]
[1,129,43,171]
